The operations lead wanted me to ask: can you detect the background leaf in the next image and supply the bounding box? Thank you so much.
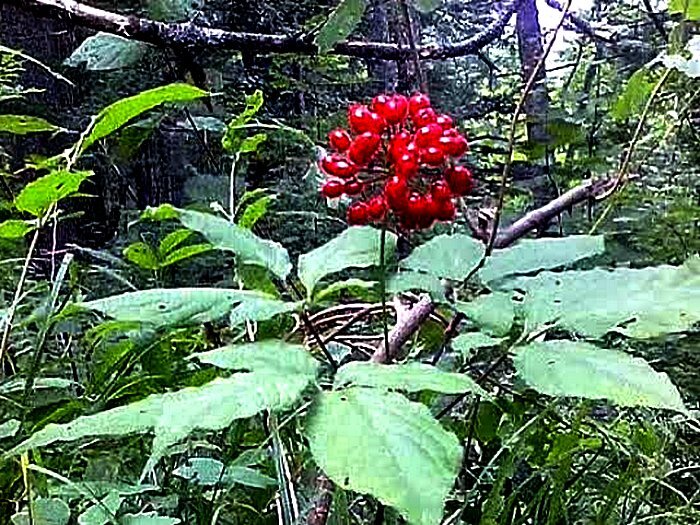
[400,233,484,281]
[0,114,59,135]
[65,33,147,71]
[455,292,515,336]
[315,0,367,54]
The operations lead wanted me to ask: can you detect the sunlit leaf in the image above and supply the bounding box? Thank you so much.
[400,234,484,281]
[222,90,264,153]
[123,242,160,270]
[669,0,700,20]
[0,219,36,239]
[14,170,91,217]
[455,292,514,336]
[238,194,274,229]
[612,68,655,121]
[0,114,59,135]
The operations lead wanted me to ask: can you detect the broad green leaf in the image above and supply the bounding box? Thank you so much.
[229,296,299,327]
[11,498,70,525]
[508,258,700,339]
[0,114,59,135]
[306,388,462,525]
[412,0,441,13]
[455,292,515,336]
[669,0,700,20]
[143,206,291,280]
[334,362,488,396]
[298,226,396,297]
[387,271,447,302]
[160,244,212,267]
[612,68,655,121]
[0,418,20,439]
[514,341,686,412]
[173,458,275,488]
[400,234,484,281]
[479,235,604,284]
[191,340,317,377]
[77,490,122,525]
[7,347,319,472]
[82,83,207,152]
[158,229,193,255]
[238,194,274,229]
[65,33,146,71]
[0,219,36,239]
[82,288,284,328]
[315,0,367,54]
[0,377,74,395]
[314,278,376,303]
[123,242,160,270]
[452,332,505,359]
[148,0,195,21]
[15,170,91,217]
[222,90,264,153]
[120,514,180,525]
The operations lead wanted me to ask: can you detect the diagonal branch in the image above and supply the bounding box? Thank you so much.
[5,0,520,60]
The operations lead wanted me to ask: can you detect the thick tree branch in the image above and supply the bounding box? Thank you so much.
[370,295,434,364]
[6,0,520,60]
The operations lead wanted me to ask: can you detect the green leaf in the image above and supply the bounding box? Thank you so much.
[669,0,700,20]
[306,388,462,525]
[158,229,193,255]
[0,114,59,135]
[123,242,160,270]
[314,278,377,303]
[452,332,505,359]
[222,90,264,153]
[508,257,700,339]
[82,288,284,328]
[173,458,226,485]
[143,206,291,280]
[120,514,180,525]
[612,68,655,121]
[298,226,396,297]
[0,219,36,239]
[15,170,91,217]
[455,292,515,336]
[238,194,274,229]
[239,133,267,153]
[334,362,488,396]
[230,296,301,327]
[148,0,195,21]
[514,341,686,412]
[7,345,318,472]
[479,235,605,284]
[412,0,442,13]
[65,33,146,71]
[387,271,447,302]
[0,418,20,440]
[315,0,367,54]
[11,499,70,525]
[82,83,207,152]
[160,244,212,267]
[77,490,122,525]
[225,466,277,488]
[400,234,484,281]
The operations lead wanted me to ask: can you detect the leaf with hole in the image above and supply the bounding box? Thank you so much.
[306,387,462,525]
[514,341,686,412]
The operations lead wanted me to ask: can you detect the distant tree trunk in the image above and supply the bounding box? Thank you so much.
[389,0,422,93]
[516,0,549,145]
[367,0,397,92]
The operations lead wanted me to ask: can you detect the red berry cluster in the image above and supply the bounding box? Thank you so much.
[319,93,474,230]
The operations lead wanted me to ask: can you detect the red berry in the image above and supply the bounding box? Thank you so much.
[412,107,437,127]
[320,154,358,179]
[371,94,391,117]
[367,195,387,221]
[388,131,412,161]
[436,114,453,130]
[348,105,386,134]
[328,128,351,151]
[385,176,408,211]
[348,131,381,165]
[442,128,459,138]
[439,135,468,157]
[389,94,409,124]
[395,153,419,179]
[445,166,474,195]
[421,146,445,166]
[408,93,431,116]
[435,198,456,221]
[416,195,436,229]
[347,202,370,225]
[415,124,444,148]
[344,179,364,196]
[321,179,344,198]
[431,180,453,202]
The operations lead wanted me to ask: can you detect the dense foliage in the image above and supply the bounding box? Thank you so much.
[0,0,699,524]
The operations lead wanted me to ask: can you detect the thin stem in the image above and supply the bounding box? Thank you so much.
[229,153,239,223]
[379,223,389,358]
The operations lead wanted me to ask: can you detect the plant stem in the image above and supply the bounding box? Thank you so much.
[229,153,239,223]
[379,223,389,358]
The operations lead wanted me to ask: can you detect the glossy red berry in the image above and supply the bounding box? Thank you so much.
[348,105,386,134]
[388,131,412,161]
[445,166,474,195]
[328,128,351,151]
[371,94,391,116]
[408,93,431,116]
[348,131,381,165]
[395,153,419,179]
[442,128,459,138]
[436,114,453,130]
[439,135,468,157]
[431,180,453,202]
[415,123,444,148]
[435,198,456,221]
[412,107,437,127]
[421,146,445,166]
[385,176,409,211]
[389,94,409,124]
[321,179,344,198]
[344,179,364,196]
[320,154,358,179]
[367,195,387,221]
[347,202,370,225]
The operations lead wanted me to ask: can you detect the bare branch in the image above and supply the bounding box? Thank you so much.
[5,0,520,60]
